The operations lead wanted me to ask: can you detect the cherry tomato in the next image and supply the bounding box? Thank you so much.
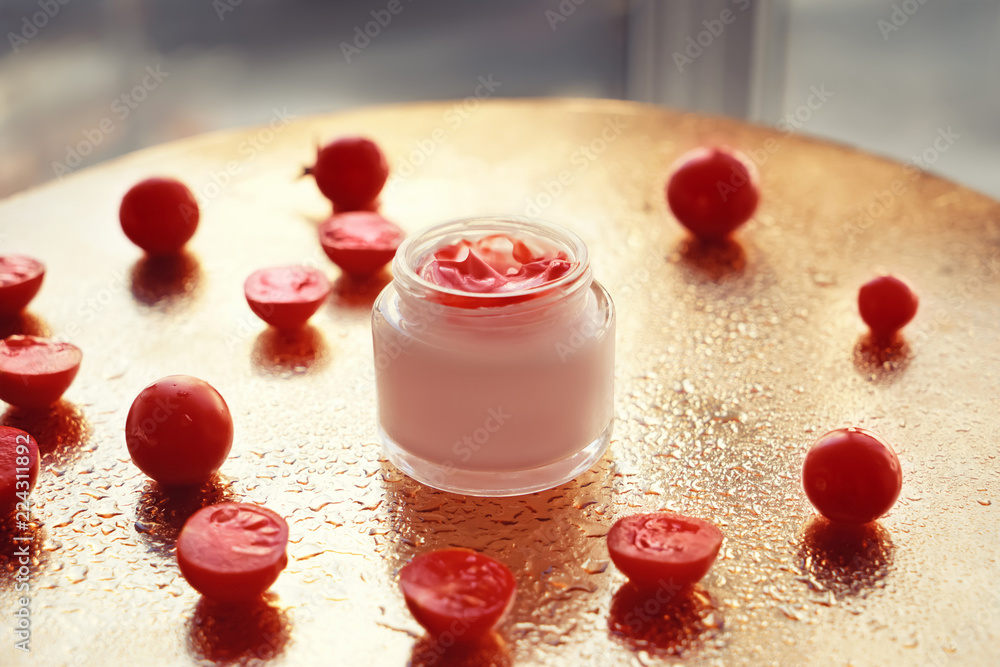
[607,512,723,590]
[244,266,330,330]
[0,426,39,516]
[0,336,82,409]
[0,256,45,317]
[119,177,200,255]
[666,146,760,242]
[858,275,918,339]
[803,427,902,524]
[399,548,516,642]
[177,502,289,601]
[125,375,233,486]
[307,137,389,211]
[319,212,405,278]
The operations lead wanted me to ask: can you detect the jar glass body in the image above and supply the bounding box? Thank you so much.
[371,217,615,496]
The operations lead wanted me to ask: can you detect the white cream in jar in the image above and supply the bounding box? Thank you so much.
[372,217,615,496]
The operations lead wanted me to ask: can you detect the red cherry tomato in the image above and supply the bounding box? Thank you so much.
[0,256,45,317]
[399,548,516,642]
[308,137,389,211]
[607,512,723,590]
[666,146,760,242]
[319,212,405,278]
[244,266,330,330]
[0,336,82,409]
[177,502,289,601]
[125,375,233,486]
[0,426,39,516]
[858,275,918,339]
[119,177,200,255]
[803,427,902,524]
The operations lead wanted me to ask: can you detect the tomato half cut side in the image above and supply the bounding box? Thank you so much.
[607,512,724,590]
[399,548,516,642]
[0,256,45,318]
[125,375,234,486]
[319,212,405,278]
[0,426,39,516]
[177,503,290,601]
[244,266,330,330]
[0,335,82,409]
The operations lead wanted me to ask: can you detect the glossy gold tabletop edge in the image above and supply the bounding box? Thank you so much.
[4,97,997,211]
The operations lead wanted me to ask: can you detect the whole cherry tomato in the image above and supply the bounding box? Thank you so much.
[119,177,200,255]
[858,275,918,339]
[307,137,389,211]
[666,146,760,242]
[125,375,233,486]
[803,427,902,524]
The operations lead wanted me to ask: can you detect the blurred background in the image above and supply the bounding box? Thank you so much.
[0,0,997,199]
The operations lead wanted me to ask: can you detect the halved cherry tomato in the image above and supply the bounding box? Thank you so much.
[607,512,724,590]
[244,266,330,330]
[399,548,516,642]
[119,177,200,255]
[0,256,45,317]
[803,427,902,524]
[858,275,918,340]
[307,136,389,211]
[666,146,760,242]
[0,426,39,516]
[319,212,405,278]
[177,502,289,601]
[0,336,82,408]
[125,375,233,486]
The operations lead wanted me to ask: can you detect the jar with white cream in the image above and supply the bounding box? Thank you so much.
[372,217,615,496]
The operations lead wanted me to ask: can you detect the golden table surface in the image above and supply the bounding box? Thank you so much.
[1,99,998,666]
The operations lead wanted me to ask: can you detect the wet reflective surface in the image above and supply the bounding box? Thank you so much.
[0,100,998,665]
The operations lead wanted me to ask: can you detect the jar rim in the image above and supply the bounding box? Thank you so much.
[392,215,591,306]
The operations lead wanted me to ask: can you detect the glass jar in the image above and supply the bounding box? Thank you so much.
[372,217,615,496]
